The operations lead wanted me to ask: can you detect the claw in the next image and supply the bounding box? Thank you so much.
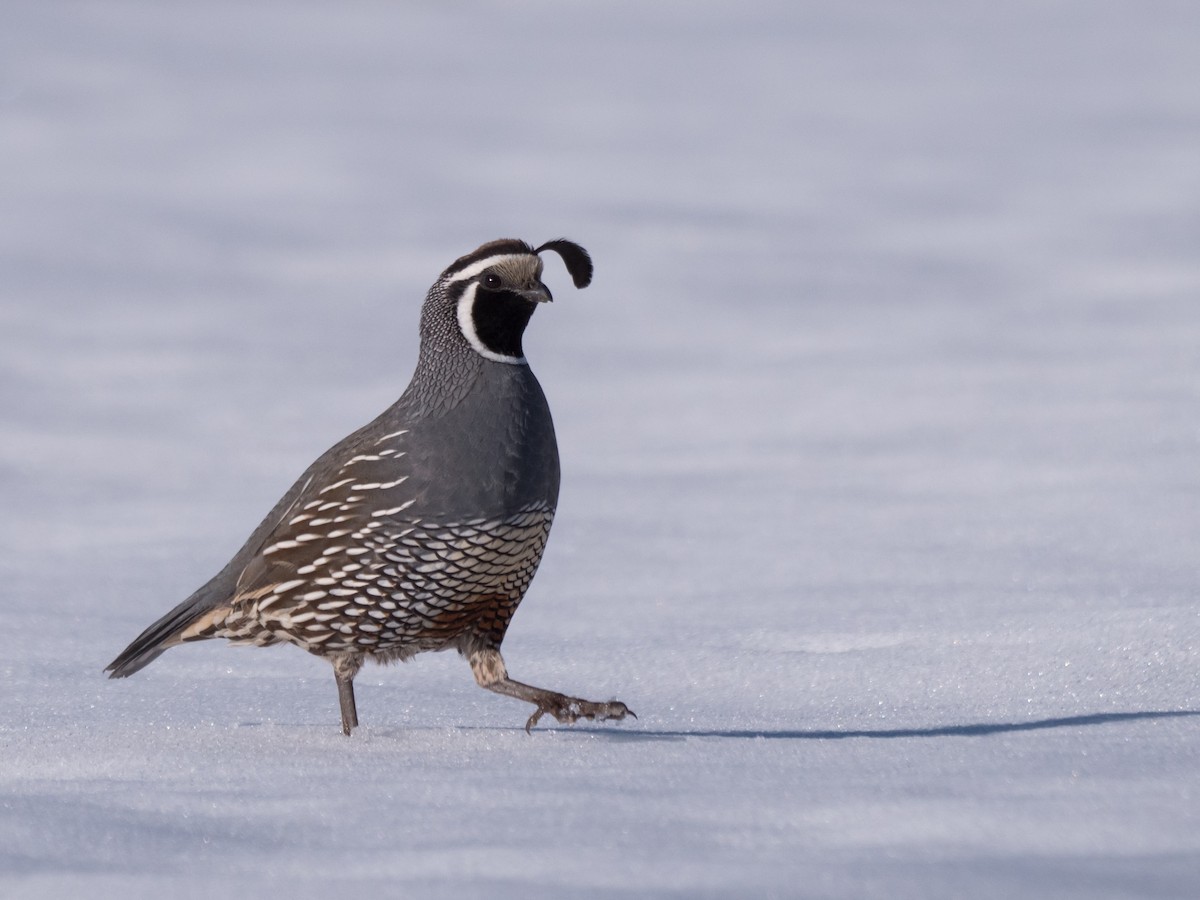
[523,697,635,733]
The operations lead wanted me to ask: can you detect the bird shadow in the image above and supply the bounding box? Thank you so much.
[559,709,1200,742]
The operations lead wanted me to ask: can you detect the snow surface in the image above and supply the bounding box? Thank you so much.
[2,1,1199,897]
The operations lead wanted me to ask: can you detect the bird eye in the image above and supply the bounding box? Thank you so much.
[481,272,502,289]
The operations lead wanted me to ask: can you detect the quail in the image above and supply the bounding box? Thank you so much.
[106,238,633,735]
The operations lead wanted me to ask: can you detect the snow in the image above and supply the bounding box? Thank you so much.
[2,1,1199,897]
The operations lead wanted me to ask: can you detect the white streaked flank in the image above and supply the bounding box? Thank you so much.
[373,429,408,445]
[263,540,301,554]
[319,477,355,495]
[349,477,407,491]
[371,500,416,517]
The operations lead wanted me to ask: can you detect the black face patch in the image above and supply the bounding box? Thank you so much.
[471,287,537,359]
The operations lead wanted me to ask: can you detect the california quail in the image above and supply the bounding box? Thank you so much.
[106,238,633,735]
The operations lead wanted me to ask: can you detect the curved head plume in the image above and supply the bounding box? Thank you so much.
[533,239,593,289]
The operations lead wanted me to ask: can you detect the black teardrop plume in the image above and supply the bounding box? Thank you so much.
[535,239,593,289]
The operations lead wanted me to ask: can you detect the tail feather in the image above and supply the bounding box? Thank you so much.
[105,433,324,679]
[105,580,229,678]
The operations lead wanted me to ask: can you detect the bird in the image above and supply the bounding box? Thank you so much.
[105,238,634,735]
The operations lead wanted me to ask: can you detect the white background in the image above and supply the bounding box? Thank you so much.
[2,2,1198,897]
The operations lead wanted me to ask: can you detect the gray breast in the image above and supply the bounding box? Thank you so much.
[399,361,560,520]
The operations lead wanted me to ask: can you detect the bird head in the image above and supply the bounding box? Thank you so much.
[430,238,593,364]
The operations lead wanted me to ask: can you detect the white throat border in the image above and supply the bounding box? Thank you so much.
[455,282,528,365]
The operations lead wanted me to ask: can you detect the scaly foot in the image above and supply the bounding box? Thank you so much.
[525,694,636,733]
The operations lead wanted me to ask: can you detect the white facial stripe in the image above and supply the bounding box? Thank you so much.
[444,253,531,285]
[455,282,527,365]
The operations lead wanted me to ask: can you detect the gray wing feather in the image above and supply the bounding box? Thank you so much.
[108,408,415,676]
[103,469,316,677]
[104,410,407,678]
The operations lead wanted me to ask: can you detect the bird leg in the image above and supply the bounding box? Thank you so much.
[331,654,363,736]
[469,647,635,733]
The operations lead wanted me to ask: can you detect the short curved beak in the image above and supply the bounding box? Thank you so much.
[521,282,553,304]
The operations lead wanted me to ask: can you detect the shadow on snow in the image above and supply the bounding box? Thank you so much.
[568,709,1200,741]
